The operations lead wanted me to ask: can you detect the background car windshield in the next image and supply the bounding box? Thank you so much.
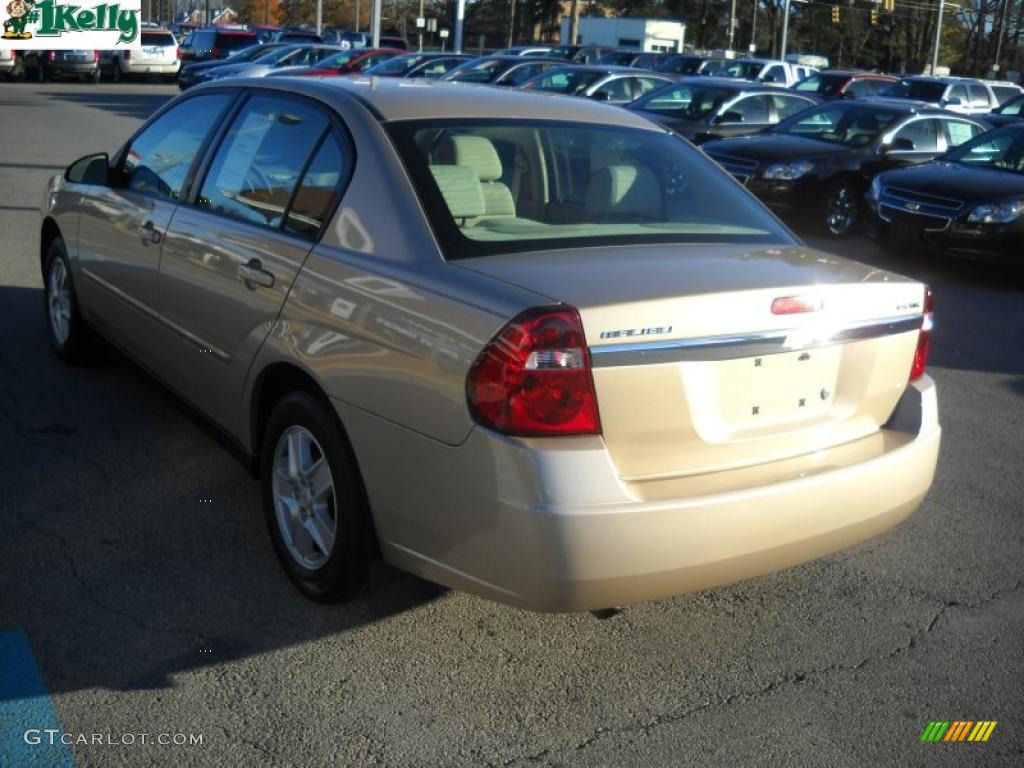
[317,50,363,68]
[944,128,1024,172]
[996,95,1024,115]
[630,84,732,118]
[888,80,946,101]
[774,104,901,145]
[387,120,792,259]
[721,61,763,79]
[794,73,846,95]
[447,60,504,82]
[523,69,603,94]
[366,53,426,74]
[253,46,301,65]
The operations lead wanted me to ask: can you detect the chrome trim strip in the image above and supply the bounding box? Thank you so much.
[81,267,230,362]
[589,314,923,367]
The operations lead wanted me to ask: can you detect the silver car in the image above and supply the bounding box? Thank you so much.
[40,79,939,612]
[200,45,341,82]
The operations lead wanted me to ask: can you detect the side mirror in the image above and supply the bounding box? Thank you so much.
[886,137,915,152]
[65,152,110,186]
[717,110,744,124]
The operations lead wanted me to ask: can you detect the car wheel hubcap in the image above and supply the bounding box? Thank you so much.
[272,426,337,570]
[47,258,72,345]
[825,186,858,235]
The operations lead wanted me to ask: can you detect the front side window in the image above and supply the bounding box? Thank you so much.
[198,96,330,229]
[888,80,946,102]
[794,73,844,94]
[720,61,763,80]
[774,103,902,146]
[772,94,812,120]
[122,93,233,201]
[629,84,733,119]
[761,65,786,83]
[387,120,793,259]
[725,95,771,123]
[522,68,602,94]
[892,119,939,152]
[446,59,504,83]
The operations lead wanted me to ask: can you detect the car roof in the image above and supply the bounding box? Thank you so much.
[860,97,962,114]
[226,76,663,128]
[818,69,897,79]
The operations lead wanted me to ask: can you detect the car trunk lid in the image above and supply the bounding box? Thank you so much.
[457,244,926,482]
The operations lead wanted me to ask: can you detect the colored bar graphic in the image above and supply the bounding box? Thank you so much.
[922,720,997,743]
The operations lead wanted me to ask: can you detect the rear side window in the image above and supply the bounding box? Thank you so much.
[943,119,984,147]
[198,96,330,229]
[992,85,1021,105]
[729,95,771,123]
[285,132,350,238]
[772,94,811,120]
[123,94,233,201]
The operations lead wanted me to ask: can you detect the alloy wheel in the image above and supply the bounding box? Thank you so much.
[825,185,859,236]
[47,257,71,346]
[271,425,338,570]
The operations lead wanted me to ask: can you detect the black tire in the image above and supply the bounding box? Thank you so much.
[819,178,862,239]
[43,236,94,363]
[261,391,369,602]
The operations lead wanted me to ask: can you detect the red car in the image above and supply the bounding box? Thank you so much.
[275,48,401,77]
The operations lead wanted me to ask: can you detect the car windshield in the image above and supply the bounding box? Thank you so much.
[365,53,428,75]
[629,83,736,119]
[387,120,792,259]
[316,50,365,68]
[253,45,302,64]
[521,69,604,94]
[886,80,947,102]
[446,59,507,83]
[794,73,847,95]
[720,61,764,80]
[773,104,902,146]
[544,46,577,58]
[944,128,1024,173]
[996,94,1024,115]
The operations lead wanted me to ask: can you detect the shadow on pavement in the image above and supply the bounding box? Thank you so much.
[0,285,446,698]
[44,90,173,120]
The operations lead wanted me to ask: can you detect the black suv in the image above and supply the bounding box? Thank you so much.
[23,50,100,83]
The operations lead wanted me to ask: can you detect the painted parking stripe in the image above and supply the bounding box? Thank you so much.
[0,630,76,768]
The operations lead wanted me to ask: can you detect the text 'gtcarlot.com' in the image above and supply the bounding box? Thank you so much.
[24,730,204,746]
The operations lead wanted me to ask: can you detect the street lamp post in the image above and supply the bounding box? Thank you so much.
[930,0,944,76]
[779,0,791,60]
[454,0,465,53]
[371,0,381,48]
[728,0,737,51]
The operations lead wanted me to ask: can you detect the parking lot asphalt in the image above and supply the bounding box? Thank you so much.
[0,82,1022,768]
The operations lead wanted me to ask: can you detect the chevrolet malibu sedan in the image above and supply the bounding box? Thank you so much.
[703,100,986,236]
[867,122,1024,265]
[40,79,940,612]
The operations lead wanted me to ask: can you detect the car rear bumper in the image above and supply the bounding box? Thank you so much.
[338,375,940,612]
[48,62,98,75]
[123,62,180,75]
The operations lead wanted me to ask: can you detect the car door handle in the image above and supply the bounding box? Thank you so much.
[238,259,275,290]
[137,220,162,245]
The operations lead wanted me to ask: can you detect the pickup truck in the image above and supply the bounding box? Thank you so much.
[715,58,816,88]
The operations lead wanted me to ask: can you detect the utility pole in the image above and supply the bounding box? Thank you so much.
[750,0,758,53]
[355,0,361,33]
[454,0,465,52]
[779,0,791,59]
[418,0,423,51]
[508,0,516,48]
[728,0,737,51]
[994,0,1011,74]
[930,0,944,75]
[316,0,322,35]
[371,0,381,47]
[569,0,579,45]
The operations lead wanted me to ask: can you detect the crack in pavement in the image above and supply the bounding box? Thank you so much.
[506,578,1023,765]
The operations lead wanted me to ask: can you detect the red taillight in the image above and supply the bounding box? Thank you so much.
[909,286,933,381]
[47,51,56,61]
[93,50,100,61]
[176,48,181,60]
[467,306,601,436]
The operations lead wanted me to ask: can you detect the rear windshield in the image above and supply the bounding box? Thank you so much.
[888,80,947,102]
[141,32,174,46]
[218,34,258,52]
[387,119,792,259]
[794,73,848,95]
